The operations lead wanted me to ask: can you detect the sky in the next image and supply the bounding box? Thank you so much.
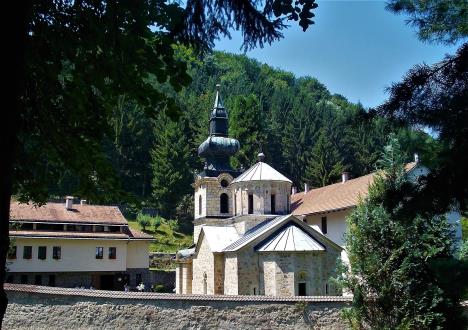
[214,0,462,108]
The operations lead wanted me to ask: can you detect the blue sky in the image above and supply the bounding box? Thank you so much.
[215,0,462,108]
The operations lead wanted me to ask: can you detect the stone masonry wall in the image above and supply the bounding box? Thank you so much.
[4,286,351,330]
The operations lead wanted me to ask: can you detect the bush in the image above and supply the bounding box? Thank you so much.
[152,215,164,231]
[137,213,152,231]
[167,219,179,232]
[153,284,165,292]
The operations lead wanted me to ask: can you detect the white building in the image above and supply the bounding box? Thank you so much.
[7,197,153,289]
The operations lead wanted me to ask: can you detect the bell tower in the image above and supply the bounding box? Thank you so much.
[193,85,241,241]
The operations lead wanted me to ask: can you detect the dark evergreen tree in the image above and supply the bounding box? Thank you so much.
[304,128,344,187]
[151,117,192,219]
[340,136,466,329]
[229,94,266,168]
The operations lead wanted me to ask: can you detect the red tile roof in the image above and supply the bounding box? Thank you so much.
[10,202,127,225]
[9,227,153,240]
[291,162,418,216]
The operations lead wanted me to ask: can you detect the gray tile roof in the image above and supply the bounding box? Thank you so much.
[223,215,290,252]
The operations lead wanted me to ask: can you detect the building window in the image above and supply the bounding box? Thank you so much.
[109,247,117,259]
[38,246,47,260]
[198,195,202,215]
[95,226,104,232]
[253,287,257,295]
[8,246,17,259]
[20,275,28,284]
[35,275,42,285]
[271,194,276,214]
[23,246,32,259]
[248,194,254,214]
[325,283,329,294]
[6,275,13,283]
[298,283,307,296]
[53,246,61,260]
[136,273,142,285]
[321,216,328,234]
[220,179,229,187]
[49,275,56,287]
[96,247,104,259]
[220,193,229,213]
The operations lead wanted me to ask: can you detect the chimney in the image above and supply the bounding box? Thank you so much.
[304,183,309,193]
[80,199,87,205]
[414,153,419,163]
[342,172,349,183]
[65,196,74,210]
[292,186,297,195]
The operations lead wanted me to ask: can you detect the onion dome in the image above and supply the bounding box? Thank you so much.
[198,84,240,176]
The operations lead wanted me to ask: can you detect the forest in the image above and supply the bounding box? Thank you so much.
[48,48,437,223]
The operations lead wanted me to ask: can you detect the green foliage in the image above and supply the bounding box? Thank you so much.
[462,217,468,240]
[386,0,468,45]
[128,220,193,253]
[339,136,467,329]
[152,216,164,231]
[152,284,166,292]
[229,94,266,168]
[151,116,192,219]
[136,213,152,231]
[304,127,345,187]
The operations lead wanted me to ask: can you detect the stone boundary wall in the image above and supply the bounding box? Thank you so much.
[4,284,351,329]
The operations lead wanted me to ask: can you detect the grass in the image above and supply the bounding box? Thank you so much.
[128,220,193,252]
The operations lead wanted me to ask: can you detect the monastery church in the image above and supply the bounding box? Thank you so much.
[175,86,463,297]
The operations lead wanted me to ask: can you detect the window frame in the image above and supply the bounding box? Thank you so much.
[23,246,32,259]
[53,246,61,260]
[248,194,254,214]
[95,246,104,259]
[321,216,328,234]
[38,246,47,260]
[220,193,229,214]
[108,247,117,259]
[270,194,276,214]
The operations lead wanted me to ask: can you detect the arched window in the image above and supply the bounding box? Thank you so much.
[220,193,229,213]
[198,195,202,215]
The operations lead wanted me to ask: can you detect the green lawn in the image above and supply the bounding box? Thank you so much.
[128,220,193,252]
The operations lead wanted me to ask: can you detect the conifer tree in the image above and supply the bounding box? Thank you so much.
[304,128,344,187]
[151,117,192,219]
[339,135,466,329]
[229,94,266,168]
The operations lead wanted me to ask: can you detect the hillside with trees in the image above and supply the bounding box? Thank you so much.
[47,49,436,226]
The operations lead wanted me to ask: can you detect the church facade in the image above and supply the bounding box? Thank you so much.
[175,86,342,296]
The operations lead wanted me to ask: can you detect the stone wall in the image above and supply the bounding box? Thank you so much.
[4,285,351,330]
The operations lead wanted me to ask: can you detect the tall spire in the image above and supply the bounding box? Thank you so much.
[198,84,240,177]
[209,84,228,136]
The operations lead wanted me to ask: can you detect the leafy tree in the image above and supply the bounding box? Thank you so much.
[152,215,164,231]
[304,128,344,187]
[2,0,319,323]
[339,136,466,329]
[229,94,266,168]
[151,117,192,219]
[386,0,468,44]
[137,213,152,231]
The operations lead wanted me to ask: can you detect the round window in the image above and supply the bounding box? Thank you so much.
[220,179,229,187]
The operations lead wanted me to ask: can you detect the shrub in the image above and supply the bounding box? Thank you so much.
[167,219,179,232]
[137,213,152,231]
[152,215,164,231]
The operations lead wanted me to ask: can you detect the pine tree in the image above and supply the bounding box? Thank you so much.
[229,94,266,168]
[339,135,466,329]
[304,128,345,187]
[151,117,192,219]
